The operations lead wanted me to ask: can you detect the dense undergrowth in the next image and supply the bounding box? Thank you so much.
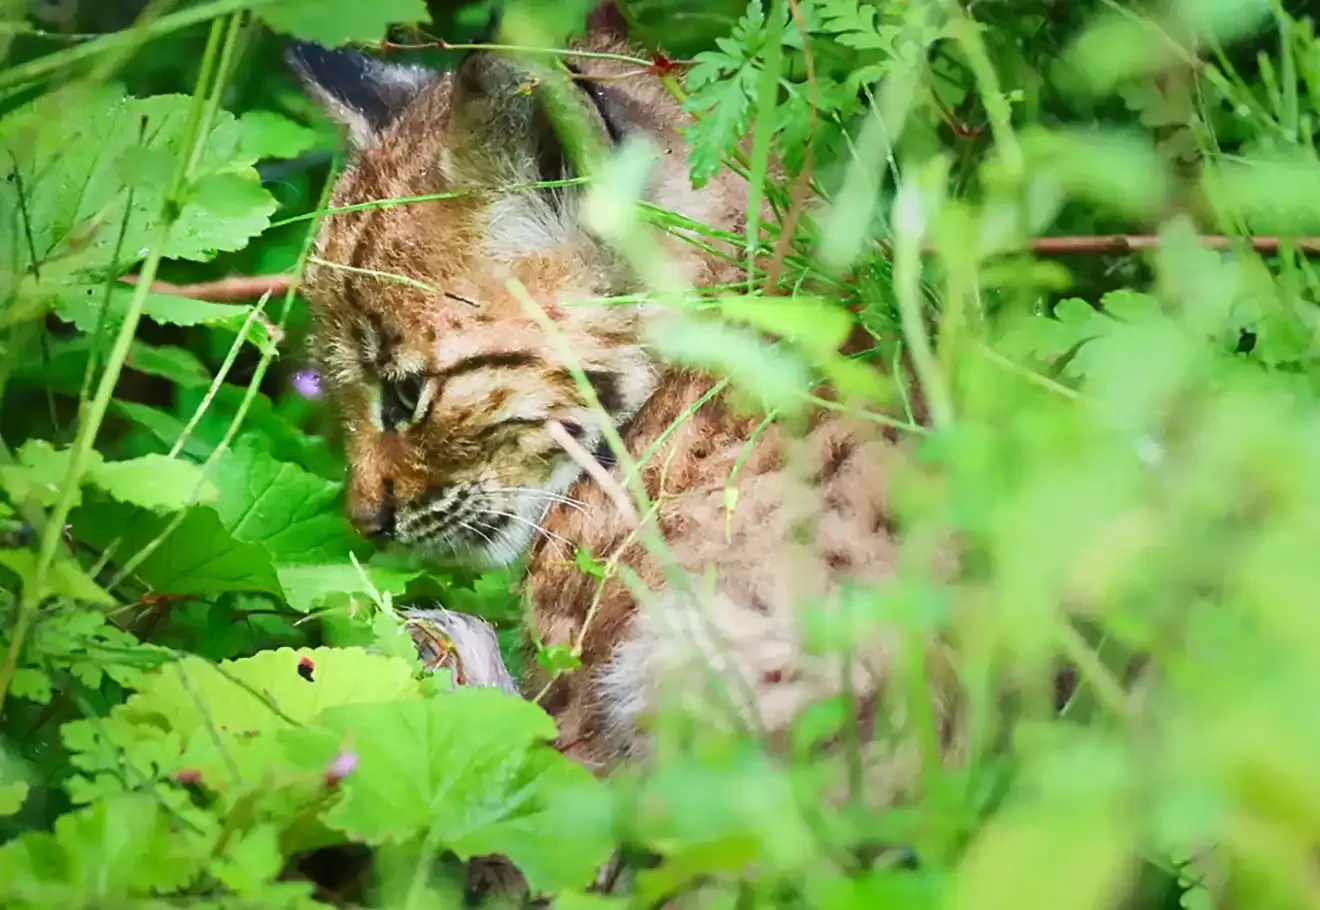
[4,0,1320,907]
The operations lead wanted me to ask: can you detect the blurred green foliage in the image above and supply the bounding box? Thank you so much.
[3,0,1320,907]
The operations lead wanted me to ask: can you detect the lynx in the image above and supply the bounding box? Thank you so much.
[288,19,954,785]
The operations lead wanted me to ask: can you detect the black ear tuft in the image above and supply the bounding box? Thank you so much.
[285,40,435,152]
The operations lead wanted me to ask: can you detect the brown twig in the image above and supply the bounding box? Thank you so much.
[1025,235,1320,255]
[110,234,1320,306]
[119,273,295,302]
[547,419,639,528]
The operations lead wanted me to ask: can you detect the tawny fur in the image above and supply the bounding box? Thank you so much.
[292,27,956,796]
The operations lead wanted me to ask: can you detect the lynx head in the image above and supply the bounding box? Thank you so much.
[288,36,730,567]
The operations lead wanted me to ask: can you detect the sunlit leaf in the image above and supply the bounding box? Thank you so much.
[313,689,612,892]
[259,0,430,48]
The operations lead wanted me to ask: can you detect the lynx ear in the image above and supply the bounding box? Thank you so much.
[285,41,435,152]
[442,51,620,194]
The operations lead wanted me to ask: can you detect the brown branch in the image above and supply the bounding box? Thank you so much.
[119,274,295,302]
[106,234,1320,307]
[1026,235,1320,256]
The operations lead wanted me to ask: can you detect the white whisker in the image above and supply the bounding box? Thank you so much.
[455,519,498,549]
[484,486,588,513]
[478,508,573,548]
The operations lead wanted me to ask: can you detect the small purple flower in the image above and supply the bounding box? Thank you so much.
[292,368,322,400]
[324,749,358,787]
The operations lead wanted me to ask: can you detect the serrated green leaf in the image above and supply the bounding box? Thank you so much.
[259,0,429,48]
[172,172,278,261]
[53,285,252,334]
[999,297,1110,367]
[65,648,422,813]
[0,795,210,904]
[213,824,284,897]
[683,67,755,187]
[1,440,213,513]
[72,501,282,597]
[0,89,274,281]
[27,608,169,697]
[211,435,363,565]
[0,550,115,606]
[276,561,421,614]
[122,647,421,735]
[0,439,91,509]
[313,690,612,892]
[92,453,216,512]
[236,110,321,161]
[10,669,53,704]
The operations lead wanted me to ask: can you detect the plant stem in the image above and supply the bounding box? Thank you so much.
[0,17,230,717]
[745,0,787,292]
[0,0,278,93]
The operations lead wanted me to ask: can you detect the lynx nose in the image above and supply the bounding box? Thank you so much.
[349,502,395,542]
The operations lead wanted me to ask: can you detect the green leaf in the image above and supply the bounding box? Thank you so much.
[236,110,321,161]
[0,781,27,818]
[0,550,115,606]
[72,501,283,597]
[536,643,582,674]
[259,0,430,48]
[94,453,215,512]
[0,795,210,904]
[1019,127,1170,219]
[0,438,90,509]
[172,172,279,261]
[121,647,421,739]
[123,342,213,389]
[276,561,421,614]
[573,547,606,580]
[110,401,213,461]
[647,316,812,416]
[314,689,612,893]
[819,354,895,406]
[1211,149,1320,234]
[211,435,363,565]
[27,608,169,696]
[717,295,854,359]
[10,668,53,704]
[1171,0,1270,44]
[1063,13,1179,94]
[0,440,214,513]
[60,648,421,850]
[213,824,284,897]
[683,66,756,187]
[53,286,253,334]
[0,89,275,280]
[999,297,1110,368]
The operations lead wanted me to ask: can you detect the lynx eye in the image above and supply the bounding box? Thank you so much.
[380,374,427,428]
